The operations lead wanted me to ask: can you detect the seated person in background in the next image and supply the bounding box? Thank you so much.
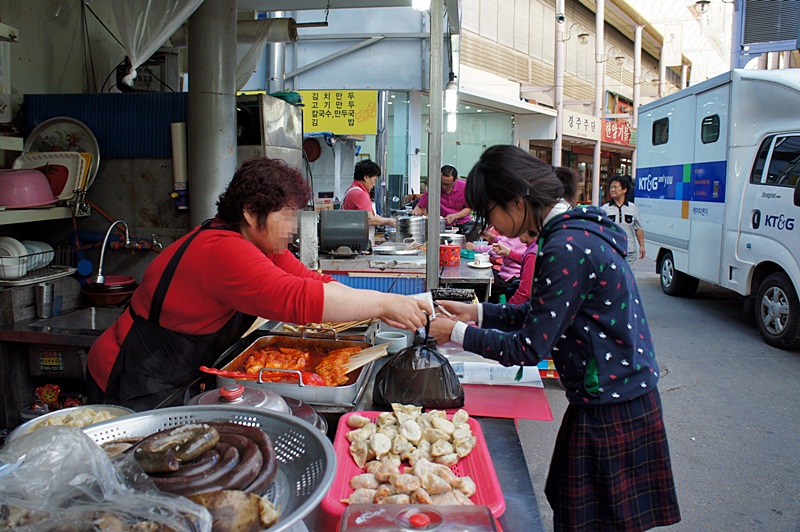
[342,159,396,245]
[467,228,525,302]
[412,165,477,239]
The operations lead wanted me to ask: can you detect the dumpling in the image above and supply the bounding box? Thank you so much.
[346,423,377,443]
[454,435,477,458]
[434,453,459,467]
[347,414,372,429]
[378,424,398,440]
[341,488,377,505]
[392,434,412,455]
[365,460,383,475]
[456,476,477,497]
[430,439,454,457]
[376,412,397,426]
[410,487,433,504]
[373,461,401,483]
[349,440,371,468]
[419,470,452,495]
[403,448,427,466]
[373,483,395,503]
[389,473,422,494]
[430,492,461,505]
[370,432,392,459]
[431,417,455,435]
[411,457,436,478]
[452,409,470,425]
[423,427,450,443]
[380,453,402,467]
[452,427,473,441]
[399,420,422,444]
[451,489,474,505]
[379,494,411,504]
[349,473,379,490]
[391,403,422,424]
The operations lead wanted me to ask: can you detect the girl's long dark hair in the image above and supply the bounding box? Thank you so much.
[466,145,563,234]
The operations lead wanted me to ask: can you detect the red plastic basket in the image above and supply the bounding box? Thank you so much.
[319,410,506,528]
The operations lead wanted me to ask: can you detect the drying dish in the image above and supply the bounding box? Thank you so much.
[21,240,47,270]
[0,169,59,209]
[467,261,493,269]
[0,237,29,280]
[24,116,100,189]
[86,275,136,287]
[13,151,86,200]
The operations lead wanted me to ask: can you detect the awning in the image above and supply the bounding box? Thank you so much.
[458,84,558,117]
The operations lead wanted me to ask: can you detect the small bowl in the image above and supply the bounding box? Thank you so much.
[82,287,136,306]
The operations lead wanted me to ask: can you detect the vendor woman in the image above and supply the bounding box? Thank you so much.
[430,145,680,531]
[87,157,430,411]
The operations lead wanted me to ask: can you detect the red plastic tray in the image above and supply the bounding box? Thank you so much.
[320,410,506,524]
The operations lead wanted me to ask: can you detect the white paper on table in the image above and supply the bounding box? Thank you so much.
[449,361,543,387]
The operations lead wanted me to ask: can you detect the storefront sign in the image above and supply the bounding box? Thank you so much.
[298,90,378,135]
[562,110,601,141]
[602,118,636,147]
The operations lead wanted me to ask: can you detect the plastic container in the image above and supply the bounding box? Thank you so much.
[0,169,58,208]
[340,504,498,531]
[318,411,505,530]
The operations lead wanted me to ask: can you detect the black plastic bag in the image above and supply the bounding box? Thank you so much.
[373,318,464,410]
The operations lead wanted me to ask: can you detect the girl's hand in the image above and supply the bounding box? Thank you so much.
[430,317,458,345]
[436,300,478,323]
[492,243,510,257]
[466,242,476,251]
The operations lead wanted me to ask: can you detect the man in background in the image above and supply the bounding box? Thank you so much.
[412,165,476,239]
[601,174,645,266]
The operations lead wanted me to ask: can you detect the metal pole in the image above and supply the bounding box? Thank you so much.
[268,11,286,93]
[592,0,604,206]
[631,24,642,178]
[553,0,566,166]
[188,0,238,227]
[426,0,444,290]
[680,64,688,88]
[375,90,389,217]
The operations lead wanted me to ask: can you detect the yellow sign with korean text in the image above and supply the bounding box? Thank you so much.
[299,90,378,135]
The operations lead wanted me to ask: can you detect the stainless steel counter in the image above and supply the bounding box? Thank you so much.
[0,306,124,347]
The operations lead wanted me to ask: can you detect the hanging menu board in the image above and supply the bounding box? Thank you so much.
[299,90,378,135]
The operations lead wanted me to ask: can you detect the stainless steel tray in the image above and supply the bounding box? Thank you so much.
[218,335,373,413]
[82,405,336,532]
[372,242,422,256]
[7,404,134,443]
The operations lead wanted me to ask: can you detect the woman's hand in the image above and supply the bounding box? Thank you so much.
[491,243,510,257]
[430,317,458,345]
[379,293,432,331]
[436,300,478,324]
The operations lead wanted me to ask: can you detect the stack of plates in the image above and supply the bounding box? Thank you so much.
[0,237,29,279]
[20,240,54,271]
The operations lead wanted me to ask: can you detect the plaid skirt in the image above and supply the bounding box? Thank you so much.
[545,389,681,531]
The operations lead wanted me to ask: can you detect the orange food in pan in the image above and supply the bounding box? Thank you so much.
[245,347,310,381]
[315,347,363,387]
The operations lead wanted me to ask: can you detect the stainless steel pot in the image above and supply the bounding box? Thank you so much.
[440,233,466,248]
[395,215,446,243]
[188,383,291,414]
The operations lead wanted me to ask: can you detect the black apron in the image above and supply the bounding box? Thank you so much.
[104,222,255,411]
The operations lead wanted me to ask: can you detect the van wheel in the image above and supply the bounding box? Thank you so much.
[659,251,699,296]
[755,272,800,350]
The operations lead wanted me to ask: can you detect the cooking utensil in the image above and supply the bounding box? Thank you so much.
[342,343,389,373]
[188,383,291,414]
[82,405,336,532]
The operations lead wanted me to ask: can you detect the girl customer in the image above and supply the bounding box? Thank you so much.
[430,145,680,531]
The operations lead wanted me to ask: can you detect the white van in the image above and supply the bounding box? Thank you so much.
[635,69,800,350]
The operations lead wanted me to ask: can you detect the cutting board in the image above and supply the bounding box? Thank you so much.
[448,383,553,421]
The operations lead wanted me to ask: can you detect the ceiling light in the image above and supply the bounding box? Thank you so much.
[445,72,458,114]
[577,32,590,45]
[464,106,471,109]
[446,112,457,132]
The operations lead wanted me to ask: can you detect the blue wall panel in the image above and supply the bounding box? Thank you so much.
[329,275,425,295]
[23,93,188,159]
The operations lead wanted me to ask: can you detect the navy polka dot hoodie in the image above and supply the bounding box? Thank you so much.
[462,205,660,406]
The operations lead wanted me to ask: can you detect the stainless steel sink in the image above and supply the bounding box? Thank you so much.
[33,306,125,336]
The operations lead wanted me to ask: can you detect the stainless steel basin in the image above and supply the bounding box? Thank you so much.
[33,306,125,336]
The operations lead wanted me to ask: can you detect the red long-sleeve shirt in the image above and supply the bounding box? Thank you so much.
[88,225,333,390]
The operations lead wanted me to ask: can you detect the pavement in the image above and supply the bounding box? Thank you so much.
[516,258,800,531]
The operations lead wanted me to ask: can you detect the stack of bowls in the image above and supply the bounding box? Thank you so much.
[82,275,138,306]
[0,237,29,280]
[0,169,58,209]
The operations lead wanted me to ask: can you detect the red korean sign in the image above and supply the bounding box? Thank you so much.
[602,118,636,147]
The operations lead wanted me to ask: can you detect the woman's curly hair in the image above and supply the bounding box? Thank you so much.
[217,157,311,228]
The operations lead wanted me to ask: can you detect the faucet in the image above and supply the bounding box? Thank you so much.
[94,220,132,285]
